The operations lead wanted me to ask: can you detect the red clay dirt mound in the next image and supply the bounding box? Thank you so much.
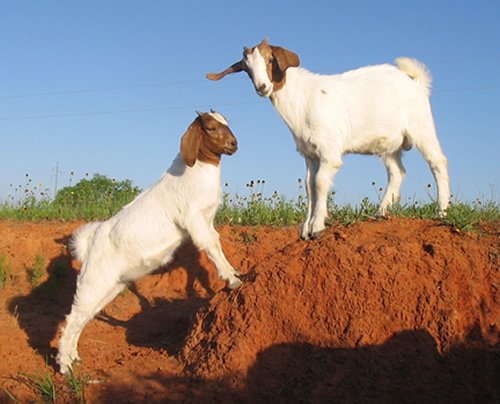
[0,218,499,403]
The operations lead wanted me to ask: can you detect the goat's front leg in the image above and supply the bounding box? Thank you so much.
[303,158,340,240]
[310,160,340,238]
[187,221,242,289]
[301,157,319,239]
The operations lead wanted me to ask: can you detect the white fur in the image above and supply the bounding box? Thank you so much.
[57,112,241,375]
[210,41,450,239]
[208,110,229,126]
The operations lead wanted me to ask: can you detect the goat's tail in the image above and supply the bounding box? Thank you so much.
[70,221,101,262]
[395,57,432,96]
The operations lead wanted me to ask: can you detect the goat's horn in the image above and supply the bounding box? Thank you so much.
[206,60,244,81]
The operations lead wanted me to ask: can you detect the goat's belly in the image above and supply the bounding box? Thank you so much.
[120,238,184,282]
[347,136,402,155]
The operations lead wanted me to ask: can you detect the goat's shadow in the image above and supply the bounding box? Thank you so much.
[242,328,500,403]
[98,239,217,354]
[8,236,218,369]
[8,235,77,369]
[93,328,500,403]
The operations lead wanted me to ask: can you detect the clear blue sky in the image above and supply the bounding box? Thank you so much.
[1,1,499,207]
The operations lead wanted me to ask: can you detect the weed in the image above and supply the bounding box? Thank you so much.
[3,388,19,403]
[441,203,487,235]
[7,363,93,404]
[19,366,57,403]
[27,254,46,289]
[242,228,258,244]
[65,365,91,403]
[0,254,12,289]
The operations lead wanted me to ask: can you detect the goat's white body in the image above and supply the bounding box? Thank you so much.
[58,153,241,374]
[268,62,449,238]
[273,66,427,157]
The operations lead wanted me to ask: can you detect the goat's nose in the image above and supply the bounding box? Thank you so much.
[257,84,266,94]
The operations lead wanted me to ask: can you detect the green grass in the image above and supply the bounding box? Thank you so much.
[215,180,307,226]
[64,365,92,403]
[1,173,140,221]
[1,174,499,232]
[6,364,92,404]
[19,367,57,403]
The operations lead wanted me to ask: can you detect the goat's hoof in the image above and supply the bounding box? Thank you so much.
[58,363,72,376]
[300,230,314,241]
[227,277,243,290]
[300,231,325,241]
[437,209,447,218]
[57,354,81,375]
[310,232,324,240]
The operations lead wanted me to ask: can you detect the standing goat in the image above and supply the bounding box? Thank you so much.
[57,110,242,375]
[207,38,450,239]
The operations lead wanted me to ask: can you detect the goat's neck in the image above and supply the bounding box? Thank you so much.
[197,148,221,167]
[270,68,310,134]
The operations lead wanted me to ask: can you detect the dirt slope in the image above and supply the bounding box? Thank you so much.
[0,219,499,403]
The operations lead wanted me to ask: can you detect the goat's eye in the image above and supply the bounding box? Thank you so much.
[206,127,216,133]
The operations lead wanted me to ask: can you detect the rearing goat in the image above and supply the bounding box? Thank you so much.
[57,110,242,375]
[207,38,450,239]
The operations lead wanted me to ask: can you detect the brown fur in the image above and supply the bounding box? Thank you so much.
[180,112,237,167]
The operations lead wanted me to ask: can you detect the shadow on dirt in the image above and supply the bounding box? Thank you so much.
[97,238,216,354]
[8,237,217,368]
[98,286,210,355]
[97,329,500,404]
[7,235,77,369]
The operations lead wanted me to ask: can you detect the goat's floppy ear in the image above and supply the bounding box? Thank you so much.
[271,46,300,72]
[207,60,245,81]
[180,117,203,167]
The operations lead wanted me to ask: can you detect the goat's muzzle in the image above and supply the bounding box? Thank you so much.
[224,140,238,155]
[256,83,273,98]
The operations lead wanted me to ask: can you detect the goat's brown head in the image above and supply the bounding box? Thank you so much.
[206,38,300,98]
[180,110,238,168]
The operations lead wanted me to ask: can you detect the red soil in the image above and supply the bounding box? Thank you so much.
[0,218,499,403]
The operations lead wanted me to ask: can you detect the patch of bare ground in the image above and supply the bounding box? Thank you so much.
[0,218,498,403]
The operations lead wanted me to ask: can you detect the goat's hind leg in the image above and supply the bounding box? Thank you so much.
[420,149,449,216]
[378,151,406,216]
[414,135,450,216]
[57,279,125,374]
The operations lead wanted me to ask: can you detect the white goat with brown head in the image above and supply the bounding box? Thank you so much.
[208,38,450,239]
[57,110,241,375]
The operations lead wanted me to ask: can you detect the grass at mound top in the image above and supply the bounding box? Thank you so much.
[1,174,498,230]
